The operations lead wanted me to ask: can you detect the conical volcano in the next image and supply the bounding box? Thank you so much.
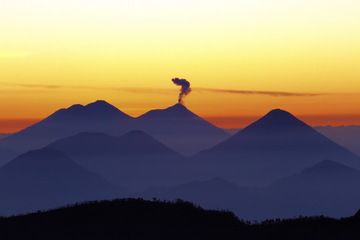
[136,104,229,155]
[197,109,360,185]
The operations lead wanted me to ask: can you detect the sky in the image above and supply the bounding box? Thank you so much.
[1,0,360,132]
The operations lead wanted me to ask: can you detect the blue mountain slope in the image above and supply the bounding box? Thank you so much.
[136,103,230,155]
[49,131,188,190]
[0,148,124,216]
[0,100,133,166]
[195,109,360,186]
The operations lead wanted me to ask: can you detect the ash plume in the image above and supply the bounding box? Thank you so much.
[172,78,192,104]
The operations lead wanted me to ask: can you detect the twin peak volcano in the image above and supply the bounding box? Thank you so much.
[0,101,228,162]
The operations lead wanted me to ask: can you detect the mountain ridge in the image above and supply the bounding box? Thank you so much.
[0,100,133,166]
[135,103,229,155]
[195,108,360,186]
[0,101,229,164]
[48,130,187,190]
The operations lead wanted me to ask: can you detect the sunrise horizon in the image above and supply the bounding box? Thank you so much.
[1,97,359,133]
[2,0,360,134]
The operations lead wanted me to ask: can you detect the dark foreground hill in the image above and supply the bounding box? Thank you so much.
[0,199,245,240]
[1,199,360,240]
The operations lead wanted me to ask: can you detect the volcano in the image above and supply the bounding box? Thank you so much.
[0,100,133,166]
[196,109,360,185]
[135,103,229,155]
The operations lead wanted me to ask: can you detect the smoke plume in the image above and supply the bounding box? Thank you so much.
[172,78,192,104]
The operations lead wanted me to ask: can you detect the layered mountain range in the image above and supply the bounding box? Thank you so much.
[142,160,360,219]
[0,100,359,219]
[0,101,229,165]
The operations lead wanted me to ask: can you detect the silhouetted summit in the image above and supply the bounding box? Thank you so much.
[136,104,229,155]
[140,103,196,119]
[0,100,133,166]
[247,109,309,131]
[197,109,360,186]
[50,100,132,120]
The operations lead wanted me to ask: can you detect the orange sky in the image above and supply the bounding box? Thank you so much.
[0,96,359,133]
[2,112,360,134]
[1,0,360,132]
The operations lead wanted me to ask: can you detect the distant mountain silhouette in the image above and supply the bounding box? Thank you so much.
[261,160,360,219]
[49,131,188,190]
[0,101,229,164]
[316,125,360,156]
[225,126,360,156]
[0,100,133,166]
[299,159,360,176]
[196,109,360,185]
[136,103,229,155]
[0,148,124,215]
[142,160,360,220]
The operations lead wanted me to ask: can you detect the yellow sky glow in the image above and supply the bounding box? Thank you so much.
[1,0,360,131]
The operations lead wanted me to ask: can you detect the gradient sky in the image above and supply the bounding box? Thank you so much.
[1,0,360,132]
